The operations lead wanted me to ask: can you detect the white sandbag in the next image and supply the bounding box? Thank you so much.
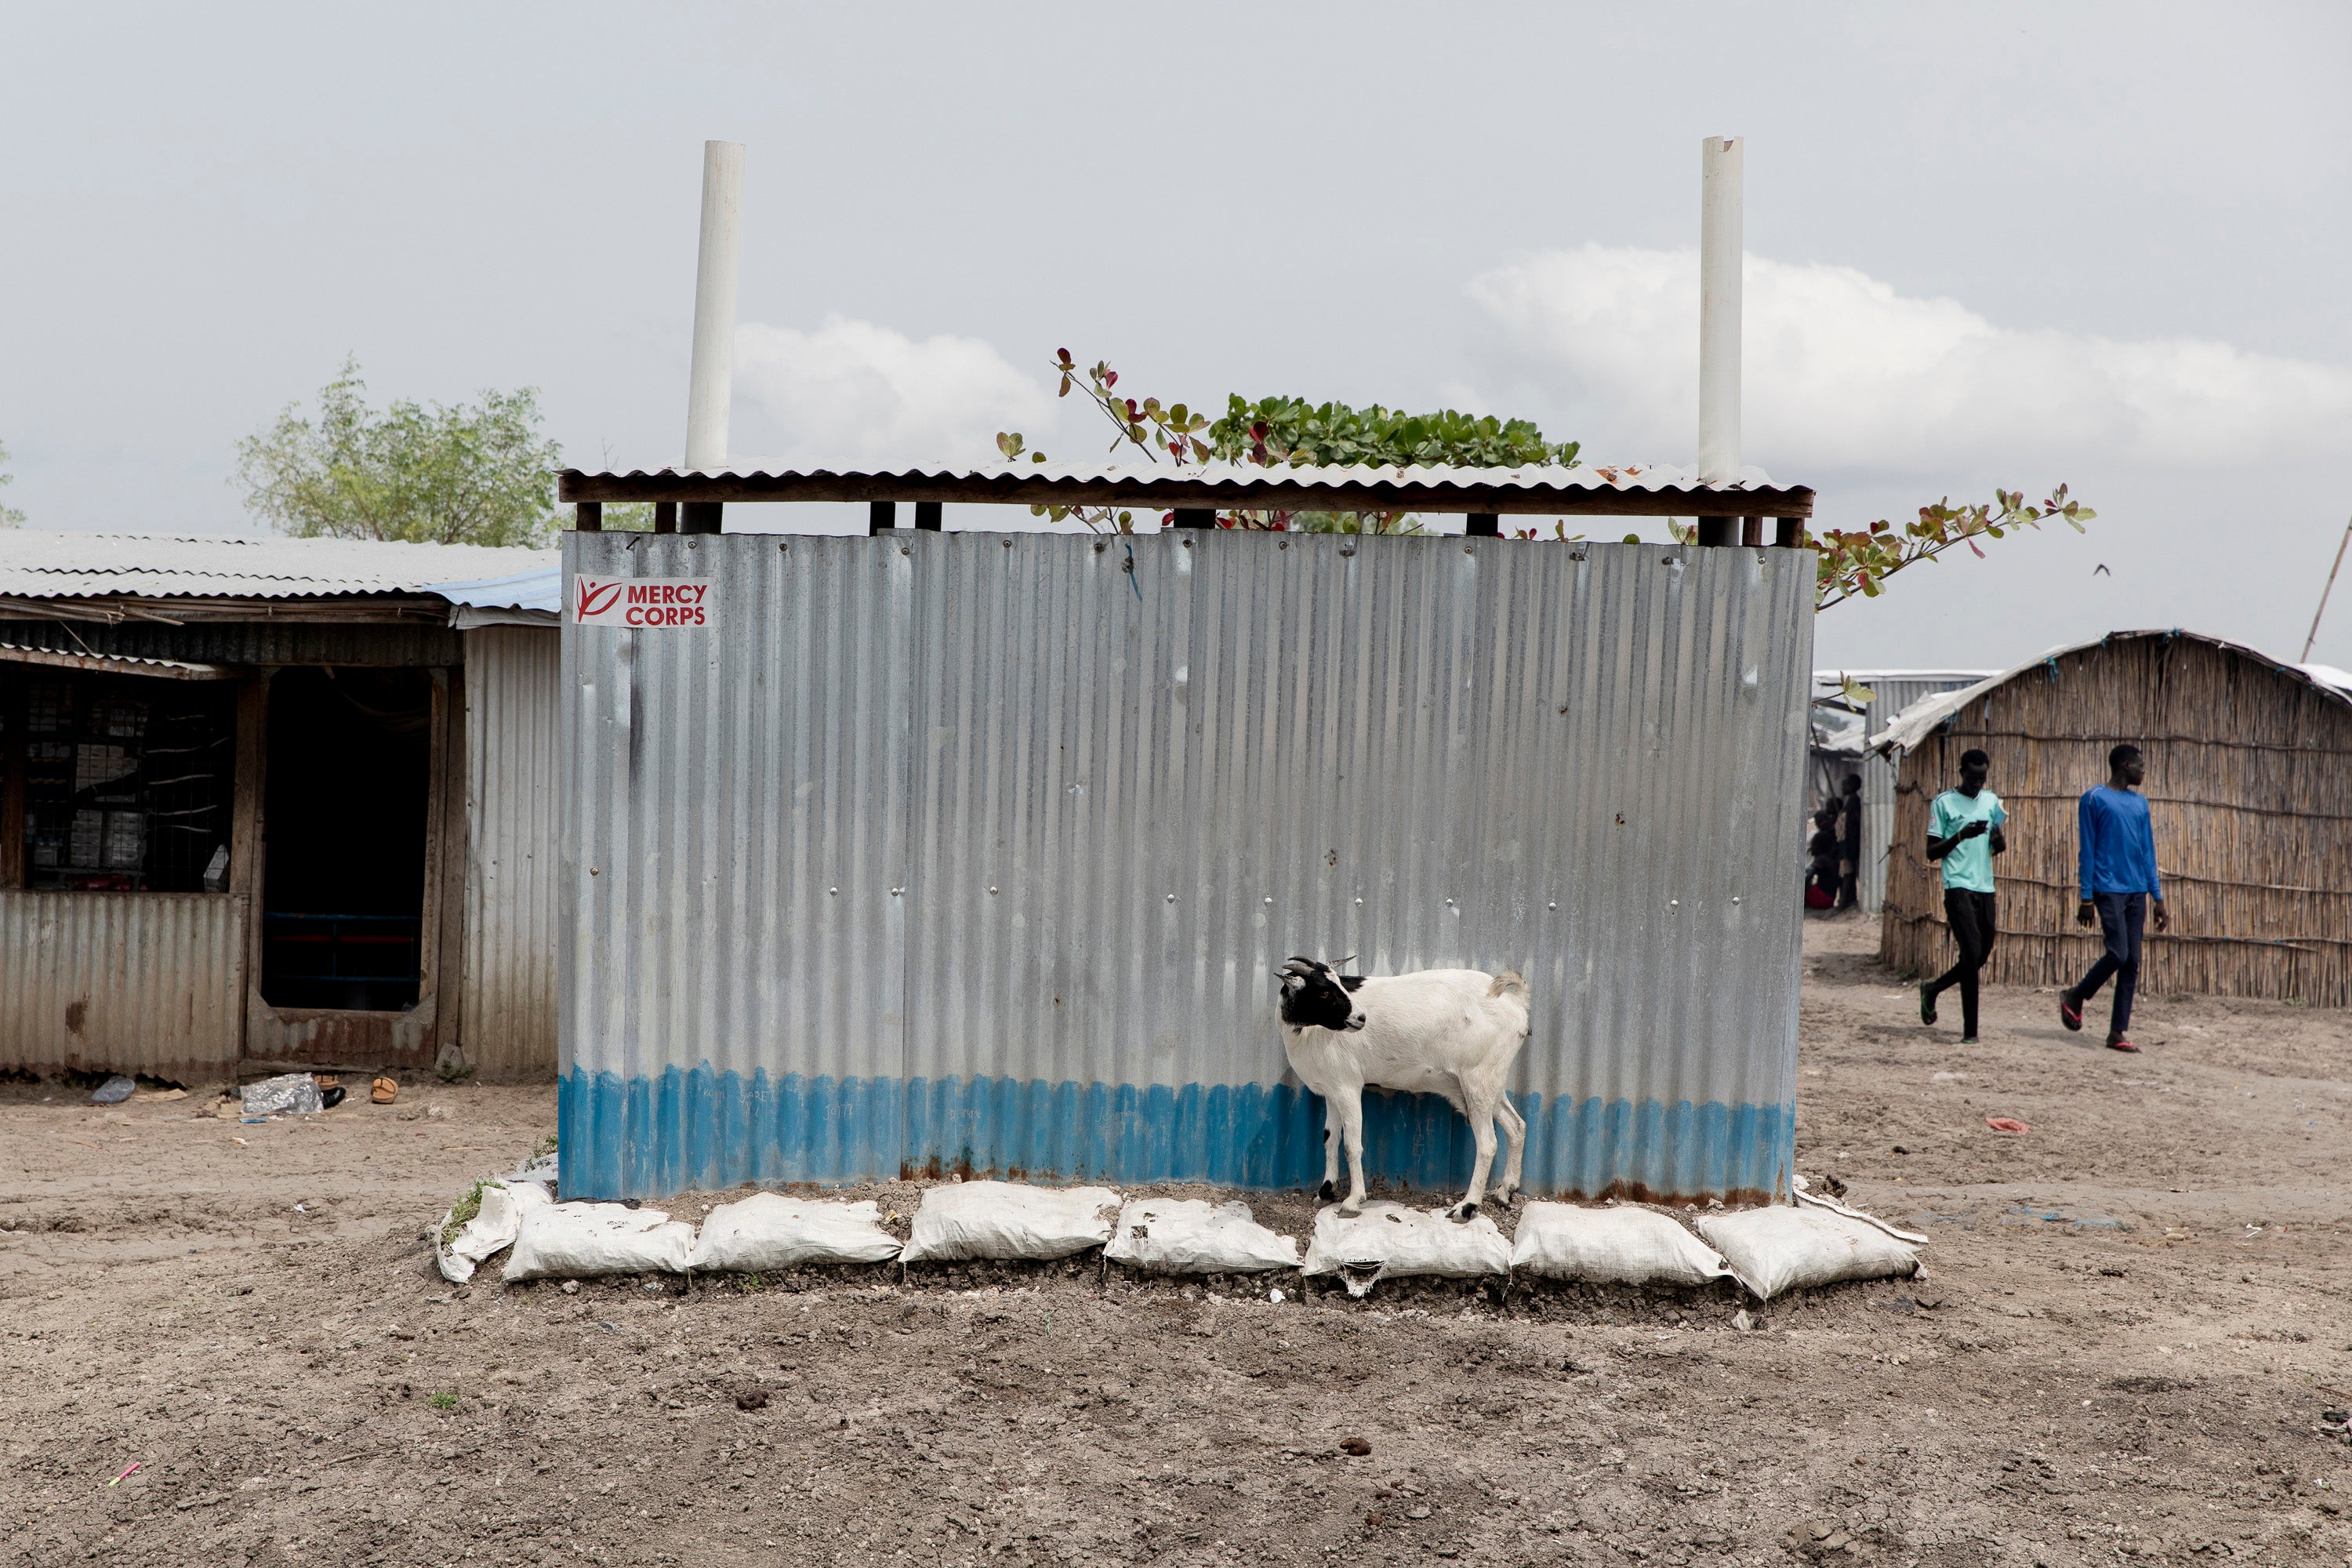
[1696,1205,1923,1301]
[688,1192,902,1272]
[502,1202,695,1281]
[437,1177,554,1284]
[1508,1201,1734,1287]
[1301,1202,1510,1298]
[1104,1199,1299,1275]
[900,1181,1119,1263]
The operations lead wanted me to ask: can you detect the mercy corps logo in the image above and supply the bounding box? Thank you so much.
[570,577,715,628]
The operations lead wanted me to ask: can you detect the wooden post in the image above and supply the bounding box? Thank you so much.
[869,502,897,535]
[1696,517,1737,546]
[1774,517,1804,548]
[1171,508,1214,530]
[575,501,603,532]
[681,501,723,534]
[914,502,943,532]
[653,502,678,535]
[0,673,24,889]
[1465,513,1499,538]
[1740,515,1762,547]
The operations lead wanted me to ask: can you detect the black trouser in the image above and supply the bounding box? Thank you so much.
[1926,888,1998,1036]
[2071,891,2147,1036]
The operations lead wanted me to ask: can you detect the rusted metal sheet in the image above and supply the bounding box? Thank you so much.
[0,618,464,669]
[561,531,1814,1203]
[459,626,561,1079]
[0,890,246,1080]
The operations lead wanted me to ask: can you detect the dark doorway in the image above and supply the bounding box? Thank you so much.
[261,668,434,1011]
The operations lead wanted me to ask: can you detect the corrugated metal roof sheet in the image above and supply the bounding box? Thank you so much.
[561,460,1810,514]
[0,532,558,608]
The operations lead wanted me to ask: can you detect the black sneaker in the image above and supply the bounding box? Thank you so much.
[1919,985,1937,1026]
[2058,990,2083,1033]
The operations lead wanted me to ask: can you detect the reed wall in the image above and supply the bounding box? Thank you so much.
[1881,634,2352,1008]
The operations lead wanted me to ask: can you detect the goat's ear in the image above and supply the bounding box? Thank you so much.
[1339,975,1366,993]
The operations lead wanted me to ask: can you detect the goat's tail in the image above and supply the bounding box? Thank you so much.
[1487,969,1529,1000]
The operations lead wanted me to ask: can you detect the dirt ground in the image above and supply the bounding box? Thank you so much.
[4,916,2349,1568]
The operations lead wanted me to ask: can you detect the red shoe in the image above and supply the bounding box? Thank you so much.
[2106,1033,2140,1053]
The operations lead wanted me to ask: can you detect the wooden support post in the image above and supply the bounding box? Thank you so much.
[1774,517,1804,548]
[1696,517,1737,547]
[869,501,897,535]
[914,502,943,532]
[575,501,603,532]
[1171,508,1215,530]
[1465,512,1499,538]
[681,501,723,534]
[1740,515,1762,547]
[653,502,678,535]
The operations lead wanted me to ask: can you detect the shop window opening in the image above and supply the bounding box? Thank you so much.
[9,672,235,891]
[261,667,433,1011]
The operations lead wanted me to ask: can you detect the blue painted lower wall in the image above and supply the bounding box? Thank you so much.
[557,1068,1794,1204]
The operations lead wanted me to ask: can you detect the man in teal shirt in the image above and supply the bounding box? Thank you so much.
[1919,748,2006,1043]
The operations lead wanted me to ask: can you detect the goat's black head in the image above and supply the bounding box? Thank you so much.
[1278,956,1367,1032]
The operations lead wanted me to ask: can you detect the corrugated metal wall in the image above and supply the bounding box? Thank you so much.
[0,618,463,668]
[459,626,562,1078]
[0,891,245,1080]
[561,531,1813,1202]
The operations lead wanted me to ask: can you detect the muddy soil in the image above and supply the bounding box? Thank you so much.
[4,917,2349,1567]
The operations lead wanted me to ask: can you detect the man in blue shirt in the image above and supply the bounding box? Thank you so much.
[2060,743,2171,1052]
[1918,747,2006,1043]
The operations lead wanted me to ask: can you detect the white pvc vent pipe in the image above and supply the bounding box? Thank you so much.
[1697,136,1743,490]
[684,140,746,474]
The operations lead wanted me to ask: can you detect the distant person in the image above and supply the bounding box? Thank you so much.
[1805,806,1841,909]
[1836,774,1864,911]
[1918,748,2005,1043]
[2060,743,2170,1052]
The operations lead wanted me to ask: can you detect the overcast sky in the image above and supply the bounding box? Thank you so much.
[4,2,2348,671]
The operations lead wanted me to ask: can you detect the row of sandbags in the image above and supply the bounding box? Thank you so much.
[439,1175,1921,1301]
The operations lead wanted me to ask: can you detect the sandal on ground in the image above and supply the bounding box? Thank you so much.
[2105,1033,2140,1053]
[2059,991,2083,1033]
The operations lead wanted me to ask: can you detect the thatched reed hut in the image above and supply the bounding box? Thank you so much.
[1876,630,2352,1009]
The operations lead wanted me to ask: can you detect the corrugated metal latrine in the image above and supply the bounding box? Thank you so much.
[560,530,1813,1202]
[459,626,562,1078]
[0,890,246,1080]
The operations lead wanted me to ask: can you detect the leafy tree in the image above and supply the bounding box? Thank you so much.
[0,437,24,528]
[235,358,564,547]
[999,348,2093,604]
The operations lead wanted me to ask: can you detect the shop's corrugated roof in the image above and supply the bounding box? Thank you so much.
[0,532,558,612]
[561,459,1811,514]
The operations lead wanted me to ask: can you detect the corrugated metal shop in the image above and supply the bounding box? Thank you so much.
[554,462,1820,1203]
[0,534,562,1084]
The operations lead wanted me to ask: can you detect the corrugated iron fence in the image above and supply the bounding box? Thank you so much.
[560,530,1813,1202]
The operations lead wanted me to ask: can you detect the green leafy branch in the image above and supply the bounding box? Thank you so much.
[1806,486,2094,612]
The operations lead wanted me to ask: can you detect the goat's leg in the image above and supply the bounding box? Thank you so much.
[1451,1085,1501,1222]
[1494,1094,1528,1205]
[1317,1095,1344,1204]
[1335,1085,1369,1216]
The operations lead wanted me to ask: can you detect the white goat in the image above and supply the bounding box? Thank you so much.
[1276,956,1533,1221]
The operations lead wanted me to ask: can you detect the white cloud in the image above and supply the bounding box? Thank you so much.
[732,315,1054,467]
[1467,245,2352,473]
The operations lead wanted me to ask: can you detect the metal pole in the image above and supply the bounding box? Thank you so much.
[2303,513,2352,662]
[683,140,745,532]
[1697,135,1743,548]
